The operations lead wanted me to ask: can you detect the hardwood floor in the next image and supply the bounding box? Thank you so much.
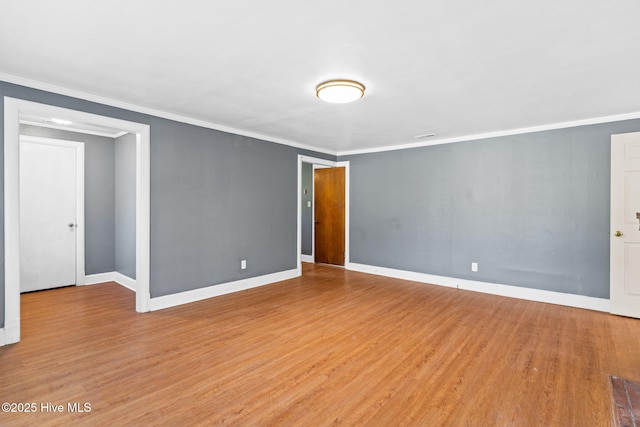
[1,263,639,426]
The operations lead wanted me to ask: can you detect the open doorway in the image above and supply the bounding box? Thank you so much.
[3,97,151,345]
[297,155,350,270]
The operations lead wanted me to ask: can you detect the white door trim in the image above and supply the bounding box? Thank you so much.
[297,155,350,270]
[19,135,85,288]
[338,161,350,267]
[3,97,151,345]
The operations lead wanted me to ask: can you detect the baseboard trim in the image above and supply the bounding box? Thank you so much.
[149,268,300,311]
[85,272,137,291]
[301,255,314,263]
[112,272,137,291]
[85,272,115,285]
[346,262,610,312]
[0,317,20,346]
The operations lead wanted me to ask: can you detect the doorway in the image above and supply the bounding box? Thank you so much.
[610,131,640,318]
[297,155,350,270]
[19,136,84,292]
[3,97,151,345]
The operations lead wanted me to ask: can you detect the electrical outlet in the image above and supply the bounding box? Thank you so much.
[241,259,247,270]
[471,262,478,272]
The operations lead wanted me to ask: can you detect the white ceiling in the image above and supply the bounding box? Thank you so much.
[1,0,639,155]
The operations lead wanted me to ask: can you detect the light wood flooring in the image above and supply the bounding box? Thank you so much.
[1,263,639,426]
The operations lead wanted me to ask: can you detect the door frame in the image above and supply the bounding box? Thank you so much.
[19,135,85,291]
[3,97,151,345]
[297,155,350,270]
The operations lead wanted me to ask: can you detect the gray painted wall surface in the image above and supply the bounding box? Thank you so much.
[341,119,640,299]
[19,124,116,275]
[301,162,313,256]
[149,120,329,297]
[115,133,137,279]
[1,80,334,326]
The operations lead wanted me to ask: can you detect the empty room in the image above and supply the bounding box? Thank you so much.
[1,1,640,426]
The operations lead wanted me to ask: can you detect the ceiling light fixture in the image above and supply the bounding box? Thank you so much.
[316,80,365,103]
[45,118,73,126]
[414,133,436,139]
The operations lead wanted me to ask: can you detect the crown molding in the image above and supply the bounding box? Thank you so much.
[338,111,640,156]
[4,72,639,158]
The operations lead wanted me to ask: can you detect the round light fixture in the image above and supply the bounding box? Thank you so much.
[316,80,365,103]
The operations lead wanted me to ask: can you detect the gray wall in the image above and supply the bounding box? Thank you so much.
[1,80,334,327]
[115,133,137,279]
[149,120,332,297]
[301,162,313,256]
[341,119,640,299]
[19,124,116,275]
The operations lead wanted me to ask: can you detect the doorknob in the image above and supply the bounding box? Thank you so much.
[68,223,76,228]
[614,230,623,237]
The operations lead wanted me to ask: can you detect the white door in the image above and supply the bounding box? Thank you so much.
[20,139,78,292]
[610,131,640,318]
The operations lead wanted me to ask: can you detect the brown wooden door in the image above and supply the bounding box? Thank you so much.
[314,167,345,266]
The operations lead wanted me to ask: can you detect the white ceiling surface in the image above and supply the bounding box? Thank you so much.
[1,1,640,154]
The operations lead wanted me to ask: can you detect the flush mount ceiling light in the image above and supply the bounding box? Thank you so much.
[414,133,436,139]
[316,80,365,103]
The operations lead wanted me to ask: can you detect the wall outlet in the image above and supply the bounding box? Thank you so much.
[471,262,478,272]
[307,200,311,208]
[241,259,247,270]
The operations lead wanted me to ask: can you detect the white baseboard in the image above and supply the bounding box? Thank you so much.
[112,272,137,291]
[301,254,314,263]
[84,272,116,285]
[85,271,137,291]
[346,262,610,313]
[149,268,300,311]
[1,317,20,346]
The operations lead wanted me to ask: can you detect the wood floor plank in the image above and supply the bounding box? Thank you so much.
[1,263,639,426]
